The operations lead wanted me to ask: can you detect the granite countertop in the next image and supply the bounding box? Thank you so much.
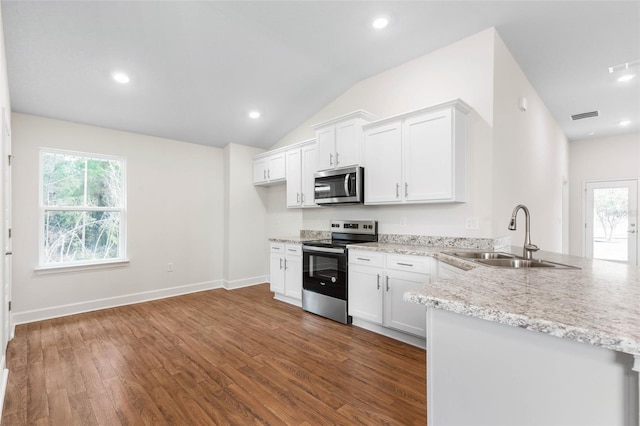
[353,242,640,356]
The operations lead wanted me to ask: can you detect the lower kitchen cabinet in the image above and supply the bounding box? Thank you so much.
[269,243,302,306]
[349,250,430,339]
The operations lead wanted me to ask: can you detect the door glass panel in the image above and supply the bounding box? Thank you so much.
[591,187,629,262]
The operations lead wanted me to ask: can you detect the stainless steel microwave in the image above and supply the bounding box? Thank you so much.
[314,166,364,205]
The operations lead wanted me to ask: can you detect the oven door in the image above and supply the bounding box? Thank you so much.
[302,246,347,300]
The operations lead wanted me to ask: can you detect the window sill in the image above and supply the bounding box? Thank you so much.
[35,259,130,275]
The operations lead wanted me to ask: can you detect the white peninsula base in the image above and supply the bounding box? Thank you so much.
[426,307,639,425]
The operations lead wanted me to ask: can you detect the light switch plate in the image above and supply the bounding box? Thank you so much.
[465,217,479,230]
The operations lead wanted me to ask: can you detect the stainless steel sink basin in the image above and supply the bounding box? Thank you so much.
[476,258,555,268]
[443,251,579,269]
[443,251,515,260]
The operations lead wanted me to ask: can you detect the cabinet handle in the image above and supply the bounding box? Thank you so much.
[405,182,408,197]
[268,169,270,179]
[301,193,305,203]
[284,259,287,270]
[397,262,414,267]
[329,153,333,166]
[396,183,400,198]
[297,193,300,203]
[264,170,267,179]
[356,257,370,261]
[336,152,340,165]
[386,276,390,292]
[287,248,297,252]
[279,258,283,269]
[376,274,380,290]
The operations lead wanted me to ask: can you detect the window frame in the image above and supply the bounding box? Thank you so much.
[38,148,128,270]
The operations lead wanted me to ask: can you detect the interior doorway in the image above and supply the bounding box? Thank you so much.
[584,179,638,265]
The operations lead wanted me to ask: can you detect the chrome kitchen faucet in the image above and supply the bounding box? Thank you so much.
[508,204,539,260]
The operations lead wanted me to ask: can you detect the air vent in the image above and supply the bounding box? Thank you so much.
[571,111,599,121]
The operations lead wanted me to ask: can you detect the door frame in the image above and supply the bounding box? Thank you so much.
[583,178,638,265]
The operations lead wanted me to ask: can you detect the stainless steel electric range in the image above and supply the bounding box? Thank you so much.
[301,220,378,324]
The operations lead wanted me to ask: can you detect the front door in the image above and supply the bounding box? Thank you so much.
[1,108,11,355]
[584,179,638,265]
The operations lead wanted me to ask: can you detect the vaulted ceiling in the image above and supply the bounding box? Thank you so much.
[2,1,639,149]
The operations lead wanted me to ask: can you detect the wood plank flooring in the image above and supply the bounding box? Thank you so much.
[2,284,426,425]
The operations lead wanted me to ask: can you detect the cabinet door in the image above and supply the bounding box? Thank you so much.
[286,149,302,207]
[335,118,360,168]
[253,158,267,184]
[284,255,302,300]
[301,145,318,207]
[267,152,286,182]
[364,121,402,204]
[348,264,383,324]
[384,270,428,337]
[269,253,286,294]
[316,126,335,171]
[403,109,453,202]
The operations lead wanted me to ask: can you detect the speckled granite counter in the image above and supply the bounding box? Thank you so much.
[362,244,640,356]
[269,235,640,355]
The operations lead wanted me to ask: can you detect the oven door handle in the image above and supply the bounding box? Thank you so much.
[303,246,345,254]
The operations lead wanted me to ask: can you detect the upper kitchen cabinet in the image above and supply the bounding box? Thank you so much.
[363,99,472,204]
[253,151,286,185]
[286,139,318,208]
[312,111,378,172]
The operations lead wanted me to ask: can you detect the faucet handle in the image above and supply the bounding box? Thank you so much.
[524,243,539,252]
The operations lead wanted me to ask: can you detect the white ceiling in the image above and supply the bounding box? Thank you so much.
[2,1,639,149]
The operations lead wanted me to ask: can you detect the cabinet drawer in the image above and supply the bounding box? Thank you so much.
[285,244,302,256]
[386,254,430,274]
[270,243,285,253]
[349,250,385,267]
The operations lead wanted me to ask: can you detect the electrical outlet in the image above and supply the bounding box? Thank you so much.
[167,263,174,272]
[465,217,479,230]
[400,217,407,226]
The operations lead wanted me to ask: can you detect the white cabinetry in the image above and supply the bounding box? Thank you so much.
[253,151,286,185]
[349,250,430,340]
[269,243,302,306]
[363,99,471,204]
[312,111,377,171]
[437,261,466,280]
[286,141,318,208]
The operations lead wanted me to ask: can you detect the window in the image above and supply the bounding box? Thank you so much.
[39,149,126,267]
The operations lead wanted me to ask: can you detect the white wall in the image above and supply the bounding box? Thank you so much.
[492,33,569,253]
[223,143,269,287]
[568,133,640,256]
[11,113,225,320]
[268,28,497,239]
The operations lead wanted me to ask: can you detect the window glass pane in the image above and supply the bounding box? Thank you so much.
[86,158,123,207]
[42,151,85,206]
[42,152,123,207]
[43,210,121,264]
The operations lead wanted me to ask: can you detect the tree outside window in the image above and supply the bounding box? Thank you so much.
[40,149,126,266]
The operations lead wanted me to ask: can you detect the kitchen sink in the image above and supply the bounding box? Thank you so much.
[443,251,515,260]
[443,251,579,269]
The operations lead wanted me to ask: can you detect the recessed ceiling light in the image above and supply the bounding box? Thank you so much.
[112,72,130,84]
[617,74,635,82]
[249,111,261,119]
[619,120,631,126]
[372,17,389,29]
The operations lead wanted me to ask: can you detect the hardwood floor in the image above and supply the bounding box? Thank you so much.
[1,284,426,425]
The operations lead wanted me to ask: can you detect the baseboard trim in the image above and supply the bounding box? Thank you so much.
[0,362,8,422]
[273,293,302,308]
[223,275,268,290]
[352,318,426,349]
[11,280,224,325]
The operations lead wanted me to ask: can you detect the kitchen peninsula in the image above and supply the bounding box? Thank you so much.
[398,247,640,426]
